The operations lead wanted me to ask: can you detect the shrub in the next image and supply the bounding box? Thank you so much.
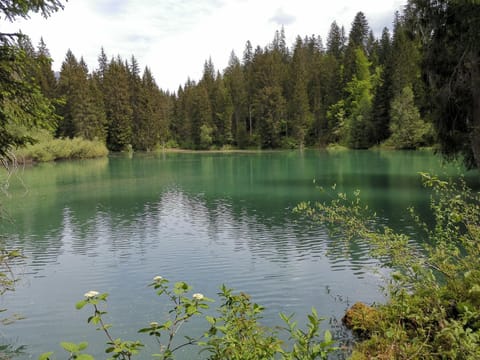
[42,277,336,360]
[15,136,108,163]
[296,174,480,359]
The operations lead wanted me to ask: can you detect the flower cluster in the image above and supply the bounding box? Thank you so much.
[192,293,204,301]
[84,291,99,298]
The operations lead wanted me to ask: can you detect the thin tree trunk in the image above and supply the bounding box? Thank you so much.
[469,53,480,168]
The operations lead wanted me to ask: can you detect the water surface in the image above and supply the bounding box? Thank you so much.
[0,150,470,358]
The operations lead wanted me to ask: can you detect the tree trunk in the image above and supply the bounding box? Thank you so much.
[469,53,480,168]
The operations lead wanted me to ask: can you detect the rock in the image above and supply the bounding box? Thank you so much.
[342,302,378,336]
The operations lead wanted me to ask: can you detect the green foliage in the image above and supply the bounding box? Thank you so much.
[103,58,133,152]
[0,1,65,159]
[342,49,378,148]
[386,86,432,149]
[56,51,107,142]
[0,0,64,21]
[296,174,480,358]
[47,277,336,360]
[14,130,108,162]
[201,285,282,359]
[406,0,480,168]
[199,124,214,150]
[0,43,58,157]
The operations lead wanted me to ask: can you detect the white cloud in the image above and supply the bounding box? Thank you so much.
[270,8,296,26]
[3,0,406,92]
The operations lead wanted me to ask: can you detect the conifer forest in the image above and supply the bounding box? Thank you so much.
[2,1,480,167]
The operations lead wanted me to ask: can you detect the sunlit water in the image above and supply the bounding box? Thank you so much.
[0,150,473,358]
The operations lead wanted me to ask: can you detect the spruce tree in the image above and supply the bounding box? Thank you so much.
[344,48,376,148]
[406,0,480,167]
[344,12,370,85]
[371,27,394,144]
[57,51,107,141]
[224,51,247,146]
[388,86,431,149]
[289,36,312,147]
[35,37,56,99]
[103,58,133,151]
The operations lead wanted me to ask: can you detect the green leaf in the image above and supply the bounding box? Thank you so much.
[76,300,87,310]
[324,330,332,343]
[60,342,78,353]
[76,355,94,360]
[162,320,172,329]
[77,342,88,351]
[39,352,54,360]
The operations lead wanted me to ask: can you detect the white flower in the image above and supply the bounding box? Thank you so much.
[150,322,159,327]
[153,276,163,282]
[192,293,204,301]
[84,290,99,298]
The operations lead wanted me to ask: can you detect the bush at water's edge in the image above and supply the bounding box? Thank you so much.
[14,130,108,163]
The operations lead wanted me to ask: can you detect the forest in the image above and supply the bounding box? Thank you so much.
[1,1,479,168]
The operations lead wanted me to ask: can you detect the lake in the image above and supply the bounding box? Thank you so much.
[0,150,472,358]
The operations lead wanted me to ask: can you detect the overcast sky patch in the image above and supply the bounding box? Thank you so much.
[3,0,407,91]
[270,8,296,26]
[91,0,129,17]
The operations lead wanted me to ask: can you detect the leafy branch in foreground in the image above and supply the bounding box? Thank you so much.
[42,277,336,360]
[296,173,480,359]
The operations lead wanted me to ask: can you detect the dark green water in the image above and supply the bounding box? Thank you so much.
[0,150,472,358]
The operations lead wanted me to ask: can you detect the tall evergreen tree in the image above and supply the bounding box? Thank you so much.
[371,27,394,144]
[190,84,212,149]
[250,48,286,148]
[34,37,56,99]
[224,51,247,146]
[326,21,345,60]
[134,67,168,150]
[289,36,312,146]
[344,48,376,148]
[388,86,431,149]
[127,55,144,150]
[406,0,480,167]
[56,51,106,141]
[344,12,370,84]
[103,58,133,151]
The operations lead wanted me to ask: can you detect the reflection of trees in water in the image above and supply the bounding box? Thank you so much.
[1,151,464,275]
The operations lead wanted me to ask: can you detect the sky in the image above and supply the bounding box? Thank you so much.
[4,0,407,92]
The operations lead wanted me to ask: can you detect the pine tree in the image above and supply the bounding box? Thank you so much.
[250,44,287,148]
[56,51,107,141]
[254,85,286,148]
[224,51,247,146]
[326,21,344,60]
[103,58,133,151]
[344,48,376,148]
[128,55,144,150]
[35,37,56,99]
[289,36,312,146]
[406,1,480,167]
[371,27,393,144]
[344,12,370,84]
[306,35,326,144]
[388,86,431,149]
[133,67,168,151]
[56,49,82,137]
[215,76,234,146]
[97,47,108,81]
[190,84,212,149]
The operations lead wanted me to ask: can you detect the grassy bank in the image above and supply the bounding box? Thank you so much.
[14,131,108,163]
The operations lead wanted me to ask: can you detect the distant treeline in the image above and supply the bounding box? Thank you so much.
[16,1,480,166]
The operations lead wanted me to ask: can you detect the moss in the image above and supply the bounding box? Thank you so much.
[343,302,379,338]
